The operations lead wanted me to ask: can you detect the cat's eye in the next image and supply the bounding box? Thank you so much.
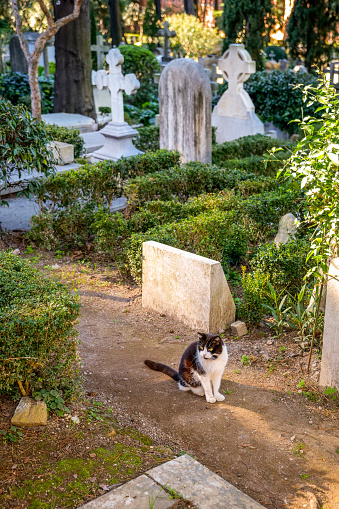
[208,348,213,351]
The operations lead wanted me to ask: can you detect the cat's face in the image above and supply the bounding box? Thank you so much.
[197,332,224,360]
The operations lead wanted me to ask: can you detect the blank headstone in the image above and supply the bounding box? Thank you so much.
[9,34,28,73]
[159,58,212,164]
[142,241,235,332]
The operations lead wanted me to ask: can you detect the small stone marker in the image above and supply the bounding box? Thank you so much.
[11,397,47,427]
[320,257,339,390]
[91,35,109,70]
[159,58,212,164]
[157,21,176,62]
[231,320,248,337]
[142,241,235,332]
[90,48,142,162]
[274,213,298,246]
[48,141,74,165]
[212,44,264,143]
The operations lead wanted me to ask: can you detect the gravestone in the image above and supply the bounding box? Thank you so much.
[9,34,28,73]
[91,70,112,125]
[274,213,298,246]
[91,35,109,70]
[9,32,54,74]
[159,58,212,164]
[212,44,264,143]
[142,241,235,332]
[320,258,339,390]
[157,21,176,63]
[90,48,142,162]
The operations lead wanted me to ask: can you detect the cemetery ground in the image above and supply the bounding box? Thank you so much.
[0,246,338,509]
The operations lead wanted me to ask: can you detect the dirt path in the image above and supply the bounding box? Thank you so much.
[77,282,339,509]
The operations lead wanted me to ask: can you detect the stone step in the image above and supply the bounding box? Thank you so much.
[78,454,265,509]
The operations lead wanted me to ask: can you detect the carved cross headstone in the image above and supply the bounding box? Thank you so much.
[93,48,140,124]
[157,21,176,62]
[217,44,255,118]
[91,35,109,70]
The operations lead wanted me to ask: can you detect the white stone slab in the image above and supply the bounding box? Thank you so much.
[42,113,97,133]
[142,241,235,332]
[320,257,339,390]
[78,475,175,509]
[11,397,47,426]
[147,455,265,509]
[81,131,106,153]
[49,141,74,165]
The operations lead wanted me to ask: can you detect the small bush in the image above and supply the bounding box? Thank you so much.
[237,269,269,325]
[134,126,160,152]
[244,70,320,134]
[0,71,54,114]
[0,251,80,399]
[250,238,311,295]
[44,124,85,159]
[264,45,287,61]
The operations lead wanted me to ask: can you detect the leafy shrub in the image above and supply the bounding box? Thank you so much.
[0,71,54,113]
[120,45,160,106]
[250,238,311,295]
[237,269,268,325]
[164,13,221,59]
[44,124,85,159]
[134,126,160,152]
[212,134,294,164]
[35,149,180,211]
[0,251,80,399]
[0,97,55,203]
[244,70,320,134]
[125,164,256,210]
[264,45,287,61]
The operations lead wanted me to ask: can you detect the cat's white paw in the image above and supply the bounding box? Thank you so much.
[206,396,216,404]
[215,393,225,402]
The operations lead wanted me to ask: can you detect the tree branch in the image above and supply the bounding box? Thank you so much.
[36,0,54,28]
[10,0,32,65]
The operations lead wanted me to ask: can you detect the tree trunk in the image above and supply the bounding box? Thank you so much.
[109,0,122,47]
[28,59,41,120]
[155,0,161,20]
[184,0,196,15]
[54,0,95,119]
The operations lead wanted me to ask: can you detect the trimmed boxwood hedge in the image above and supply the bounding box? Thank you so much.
[0,251,80,399]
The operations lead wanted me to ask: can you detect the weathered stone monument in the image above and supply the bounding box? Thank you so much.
[274,213,298,246]
[320,258,339,390]
[159,58,212,164]
[9,32,54,76]
[212,44,264,143]
[157,21,176,63]
[142,241,235,332]
[91,35,109,70]
[90,48,142,162]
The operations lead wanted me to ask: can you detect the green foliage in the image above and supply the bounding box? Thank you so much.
[143,0,161,50]
[244,70,320,134]
[35,389,70,416]
[237,268,268,325]
[0,97,55,203]
[44,124,85,159]
[119,45,160,106]
[0,71,54,113]
[0,251,80,398]
[164,13,221,59]
[251,238,311,295]
[134,126,160,152]
[92,209,129,273]
[221,0,275,69]
[264,282,291,337]
[211,133,294,164]
[287,0,339,71]
[324,386,337,401]
[281,77,339,282]
[1,426,23,443]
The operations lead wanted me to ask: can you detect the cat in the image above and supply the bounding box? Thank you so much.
[144,332,228,404]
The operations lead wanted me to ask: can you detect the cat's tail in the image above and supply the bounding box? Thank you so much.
[144,360,180,382]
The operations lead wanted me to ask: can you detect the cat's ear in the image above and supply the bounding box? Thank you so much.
[197,332,206,340]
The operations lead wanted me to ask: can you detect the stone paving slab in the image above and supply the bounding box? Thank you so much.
[78,474,176,509]
[147,455,265,509]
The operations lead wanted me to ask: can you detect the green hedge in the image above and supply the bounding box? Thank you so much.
[125,163,257,209]
[212,134,294,166]
[35,149,180,210]
[0,251,80,398]
[134,126,160,152]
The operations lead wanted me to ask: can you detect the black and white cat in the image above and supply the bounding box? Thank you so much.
[144,332,228,404]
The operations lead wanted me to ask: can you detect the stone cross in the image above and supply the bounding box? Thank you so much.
[157,21,176,62]
[91,35,110,70]
[93,48,140,124]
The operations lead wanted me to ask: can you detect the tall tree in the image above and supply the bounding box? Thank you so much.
[109,0,122,46]
[54,0,95,118]
[10,0,83,120]
[221,0,275,69]
[287,0,339,71]
[184,0,196,16]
